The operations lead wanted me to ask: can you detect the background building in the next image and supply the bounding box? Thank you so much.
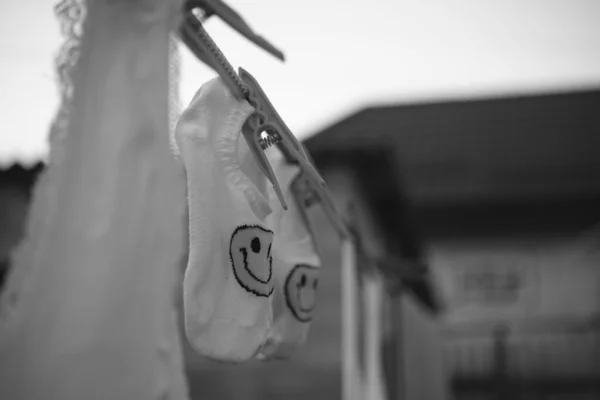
[304,88,600,399]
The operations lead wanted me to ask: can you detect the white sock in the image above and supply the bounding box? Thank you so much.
[257,156,321,360]
[174,77,274,362]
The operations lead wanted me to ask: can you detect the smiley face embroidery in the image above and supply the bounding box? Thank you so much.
[229,225,275,297]
[284,264,320,322]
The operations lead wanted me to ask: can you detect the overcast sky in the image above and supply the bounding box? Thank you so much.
[1,0,600,165]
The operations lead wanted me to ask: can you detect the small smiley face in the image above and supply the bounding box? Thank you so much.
[284,264,320,322]
[229,225,275,297]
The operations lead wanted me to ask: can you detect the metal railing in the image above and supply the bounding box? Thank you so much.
[442,318,600,399]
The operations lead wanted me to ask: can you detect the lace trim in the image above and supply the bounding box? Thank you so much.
[169,33,182,158]
[50,0,87,164]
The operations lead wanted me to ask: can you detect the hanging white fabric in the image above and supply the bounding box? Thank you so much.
[0,1,189,399]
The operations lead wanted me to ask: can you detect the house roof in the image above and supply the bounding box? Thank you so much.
[302,88,600,311]
[304,88,600,206]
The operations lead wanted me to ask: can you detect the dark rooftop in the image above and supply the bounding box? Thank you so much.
[302,88,600,311]
[304,88,600,206]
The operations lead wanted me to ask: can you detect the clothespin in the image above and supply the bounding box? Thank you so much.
[180,0,284,76]
[185,0,285,62]
[289,157,349,239]
[237,68,327,209]
[178,2,349,238]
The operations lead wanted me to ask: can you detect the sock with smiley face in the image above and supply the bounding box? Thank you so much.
[256,156,322,360]
[174,77,274,363]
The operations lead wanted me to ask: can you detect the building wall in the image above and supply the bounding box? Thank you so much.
[429,233,600,380]
[429,234,600,326]
[322,166,450,399]
[399,293,449,400]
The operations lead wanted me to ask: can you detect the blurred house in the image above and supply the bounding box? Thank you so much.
[304,88,600,399]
